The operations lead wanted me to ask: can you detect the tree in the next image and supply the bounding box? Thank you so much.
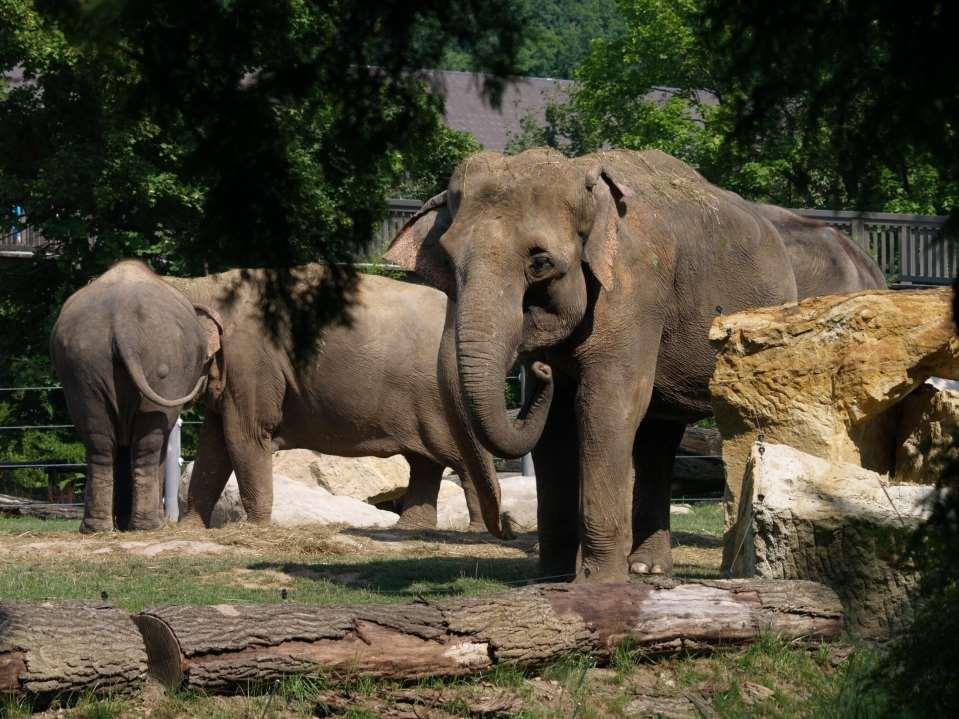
[509,0,957,213]
[442,0,625,79]
[0,0,524,494]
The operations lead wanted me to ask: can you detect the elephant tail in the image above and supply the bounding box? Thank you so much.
[114,323,207,409]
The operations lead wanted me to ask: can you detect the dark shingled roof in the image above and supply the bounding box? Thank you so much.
[428,70,572,152]
[427,69,717,152]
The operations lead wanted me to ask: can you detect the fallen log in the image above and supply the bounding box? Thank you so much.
[135,579,842,692]
[0,494,83,520]
[0,601,147,699]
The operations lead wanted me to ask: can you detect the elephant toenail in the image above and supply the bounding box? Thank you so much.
[630,562,649,574]
[651,564,665,574]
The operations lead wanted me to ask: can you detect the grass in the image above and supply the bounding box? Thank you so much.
[0,504,884,717]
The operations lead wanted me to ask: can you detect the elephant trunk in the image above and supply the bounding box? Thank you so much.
[455,287,553,459]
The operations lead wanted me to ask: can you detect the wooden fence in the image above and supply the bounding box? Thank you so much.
[4,203,955,285]
[791,209,954,285]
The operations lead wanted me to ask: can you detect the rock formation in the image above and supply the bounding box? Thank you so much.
[733,443,935,637]
[709,288,958,570]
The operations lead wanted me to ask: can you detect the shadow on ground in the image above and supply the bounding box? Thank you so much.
[247,555,539,599]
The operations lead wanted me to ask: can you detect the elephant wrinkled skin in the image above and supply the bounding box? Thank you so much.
[51,261,222,533]
[386,148,885,581]
[166,267,503,536]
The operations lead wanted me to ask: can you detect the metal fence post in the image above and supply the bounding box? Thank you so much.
[164,417,182,521]
[519,367,536,477]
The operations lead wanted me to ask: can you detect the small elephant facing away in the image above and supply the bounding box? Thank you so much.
[51,261,223,532]
[166,265,505,535]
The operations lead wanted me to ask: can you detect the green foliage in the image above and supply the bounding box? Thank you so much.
[443,0,624,79]
[510,0,957,213]
[387,124,481,201]
[0,0,524,488]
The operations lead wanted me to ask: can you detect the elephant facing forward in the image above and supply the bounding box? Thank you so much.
[51,261,223,532]
[385,148,884,581]
[167,265,504,535]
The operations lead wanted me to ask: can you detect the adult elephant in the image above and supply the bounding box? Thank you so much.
[385,148,885,582]
[51,260,223,533]
[168,265,505,536]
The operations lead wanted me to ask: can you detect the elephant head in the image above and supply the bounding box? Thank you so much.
[386,149,632,458]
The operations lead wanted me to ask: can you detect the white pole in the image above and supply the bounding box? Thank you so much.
[164,417,182,521]
[519,367,535,477]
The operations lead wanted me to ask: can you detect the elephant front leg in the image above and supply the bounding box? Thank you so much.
[183,411,234,528]
[397,455,443,530]
[460,473,488,533]
[630,419,686,575]
[575,366,652,583]
[223,418,274,525]
[532,383,580,578]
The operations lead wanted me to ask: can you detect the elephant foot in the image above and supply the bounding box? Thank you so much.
[178,511,208,529]
[465,520,487,533]
[126,517,164,532]
[80,518,113,534]
[396,505,438,531]
[629,529,673,575]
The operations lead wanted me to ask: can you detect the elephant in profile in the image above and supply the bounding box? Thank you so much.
[385,148,885,581]
[51,260,223,532]
[165,265,504,535]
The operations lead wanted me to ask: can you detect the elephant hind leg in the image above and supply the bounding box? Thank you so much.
[396,455,444,531]
[81,436,117,534]
[629,418,686,575]
[125,411,170,531]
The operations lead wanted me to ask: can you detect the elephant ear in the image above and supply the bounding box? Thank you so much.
[193,304,227,401]
[384,191,456,297]
[583,165,633,291]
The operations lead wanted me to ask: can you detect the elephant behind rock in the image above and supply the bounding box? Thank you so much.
[167,267,504,535]
[385,147,885,581]
[51,260,223,532]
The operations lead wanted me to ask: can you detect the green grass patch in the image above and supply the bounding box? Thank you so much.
[0,516,78,533]
[671,501,723,537]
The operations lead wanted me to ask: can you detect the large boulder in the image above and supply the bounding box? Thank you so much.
[734,443,934,637]
[709,288,958,570]
[270,449,409,504]
[178,463,398,529]
[435,475,539,532]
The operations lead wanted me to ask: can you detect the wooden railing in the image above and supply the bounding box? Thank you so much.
[0,222,45,255]
[790,209,954,285]
[5,203,955,286]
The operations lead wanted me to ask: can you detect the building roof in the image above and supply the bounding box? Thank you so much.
[427,70,572,152]
[426,69,717,152]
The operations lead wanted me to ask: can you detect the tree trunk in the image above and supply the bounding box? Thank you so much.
[135,579,842,692]
[0,601,147,698]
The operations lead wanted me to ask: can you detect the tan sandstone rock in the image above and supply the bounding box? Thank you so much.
[709,288,958,570]
[735,443,934,637]
[269,449,410,504]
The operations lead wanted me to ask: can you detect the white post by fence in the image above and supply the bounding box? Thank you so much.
[164,417,182,521]
[519,367,536,477]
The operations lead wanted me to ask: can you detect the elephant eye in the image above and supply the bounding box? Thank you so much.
[528,251,555,279]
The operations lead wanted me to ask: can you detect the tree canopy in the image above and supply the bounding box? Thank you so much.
[0,0,525,494]
[442,0,624,79]
[510,0,957,214]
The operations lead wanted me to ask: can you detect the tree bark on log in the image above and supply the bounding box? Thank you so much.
[0,601,147,698]
[135,579,842,692]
